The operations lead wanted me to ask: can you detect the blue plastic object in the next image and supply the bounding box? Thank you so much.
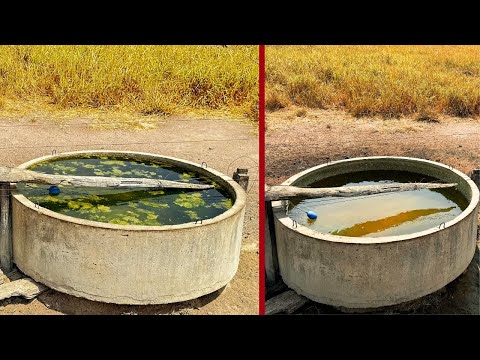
[48,185,61,195]
[306,210,318,219]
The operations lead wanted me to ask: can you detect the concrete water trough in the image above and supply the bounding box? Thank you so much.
[272,156,479,309]
[11,151,246,305]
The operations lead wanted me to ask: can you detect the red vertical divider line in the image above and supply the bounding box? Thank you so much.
[258,44,266,315]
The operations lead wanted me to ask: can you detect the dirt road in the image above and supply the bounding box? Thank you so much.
[266,108,480,314]
[0,115,259,315]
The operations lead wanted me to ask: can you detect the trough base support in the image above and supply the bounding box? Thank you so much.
[0,183,12,273]
[265,290,310,315]
[265,201,280,286]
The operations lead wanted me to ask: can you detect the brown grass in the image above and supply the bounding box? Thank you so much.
[0,45,258,122]
[266,45,480,119]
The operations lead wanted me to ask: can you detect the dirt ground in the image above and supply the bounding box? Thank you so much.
[266,108,480,315]
[0,115,259,315]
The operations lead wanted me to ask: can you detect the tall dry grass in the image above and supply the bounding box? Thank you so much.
[0,45,258,120]
[266,45,480,119]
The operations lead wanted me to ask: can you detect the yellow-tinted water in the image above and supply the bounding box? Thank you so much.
[289,170,468,238]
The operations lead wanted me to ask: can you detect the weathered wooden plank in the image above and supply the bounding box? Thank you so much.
[265,290,310,315]
[471,169,480,188]
[0,183,12,272]
[233,168,249,192]
[266,280,288,301]
[265,201,279,287]
[0,278,48,301]
[0,166,213,190]
[265,182,457,201]
[6,268,25,281]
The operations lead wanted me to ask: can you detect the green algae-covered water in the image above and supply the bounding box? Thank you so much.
[289,170,469,238]
[16,156,234,226]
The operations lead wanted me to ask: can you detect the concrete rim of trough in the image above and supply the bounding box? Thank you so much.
[273,156,480,245]
[11,150,246,231]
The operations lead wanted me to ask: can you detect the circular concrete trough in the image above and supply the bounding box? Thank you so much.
[11,151,246,305]
[273,156,479,308]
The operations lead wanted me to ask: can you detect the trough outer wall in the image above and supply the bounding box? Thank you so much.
[273,157,479,308]
[11,151,246,305]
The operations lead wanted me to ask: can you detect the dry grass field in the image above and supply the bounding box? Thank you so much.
[0,45,258,124]
[266,45,480,119]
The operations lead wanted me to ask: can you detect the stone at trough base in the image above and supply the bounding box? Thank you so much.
[0,278,48,301]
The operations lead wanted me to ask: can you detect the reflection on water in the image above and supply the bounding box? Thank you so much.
[331,207,454,237]
[289,170,468,238]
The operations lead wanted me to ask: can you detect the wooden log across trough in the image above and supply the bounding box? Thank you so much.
[265,182,457,201]
[0,166,213,190]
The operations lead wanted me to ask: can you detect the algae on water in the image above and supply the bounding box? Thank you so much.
[97,205,111,213]
[185,210,199,220]
[102,160,127,166]
[17,155,234,226]
[180,172,195,180]
[139,200,169,209]
[174,193,205,209]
